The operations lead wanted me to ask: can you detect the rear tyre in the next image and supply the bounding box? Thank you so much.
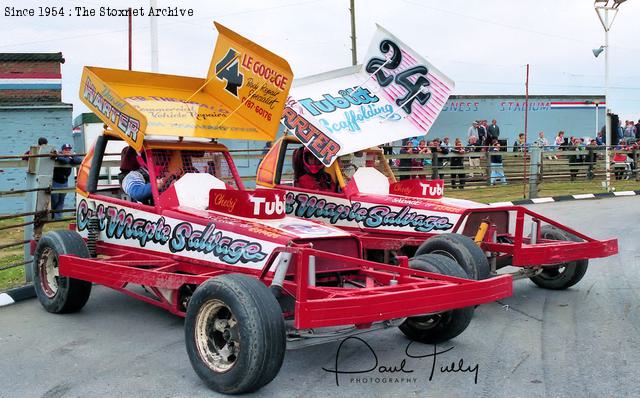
[529,225,589,290]
[185,274,286,394]
[399,254,475,343]
[415,233,490,280]
[33,230,92,314]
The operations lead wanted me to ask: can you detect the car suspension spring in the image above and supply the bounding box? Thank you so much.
[87,216,99,258]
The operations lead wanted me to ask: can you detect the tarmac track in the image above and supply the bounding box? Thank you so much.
[1,197,639,398]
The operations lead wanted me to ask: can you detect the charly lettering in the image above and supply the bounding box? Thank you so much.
[76,199,267,264]
[285,193,453,233]
[213,193,238,213]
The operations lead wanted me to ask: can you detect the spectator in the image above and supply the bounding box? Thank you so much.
[51,144,83,220]
[567,137,583,181]
[441,136,451,150]
[467,121,479,140]
[615,139,628,151]
[431,138,449,179]
[489,140,507,185]
[587,140,598,180]
[398,140,414,180]
[381,142,393,157]
[624,120,636,140]
[513,133,527,152]
[534,131,555,160]
[416,139,432,167]
[555,131,566,150]
[635,119,640,140]
[616,120,624,144]
[467,135,482,177]
[22,137,48,161]
[595,131,605,146]
[450,138,466,189]
[488,119,500,141]
[477,120,488,147]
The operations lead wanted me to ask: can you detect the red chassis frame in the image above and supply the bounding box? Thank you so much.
[354,205,617,268]
[58,239,512,330]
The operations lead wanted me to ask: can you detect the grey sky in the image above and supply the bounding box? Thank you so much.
[1,0,639,121]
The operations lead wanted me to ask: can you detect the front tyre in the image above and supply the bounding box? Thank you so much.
[399,254,474,344]
[529,225,589,290]
[32,230,92,313]
[185,274,286,394]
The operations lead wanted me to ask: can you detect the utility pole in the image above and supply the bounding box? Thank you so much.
[349,0,357,66]
[150,0,159,72]
[523,64,529,199]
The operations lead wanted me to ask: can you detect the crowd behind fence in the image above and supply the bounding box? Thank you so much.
[0,144,637,290]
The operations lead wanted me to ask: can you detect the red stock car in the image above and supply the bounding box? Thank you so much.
[29,24,511,394]
[256,135,618,289]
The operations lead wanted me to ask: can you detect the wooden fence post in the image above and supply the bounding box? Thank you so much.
[485,150,492,186]
[634,149,638,181]
[23,145,55,282]
[431,152,439,180]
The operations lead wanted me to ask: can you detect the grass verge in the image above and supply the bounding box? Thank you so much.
[0,218,71,292]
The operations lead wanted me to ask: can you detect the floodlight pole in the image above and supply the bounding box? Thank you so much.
[349,0,357,66]
[604,10,610,192]
[594,0,623,192]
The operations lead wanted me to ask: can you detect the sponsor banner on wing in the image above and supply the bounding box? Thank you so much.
[284,25,454,166]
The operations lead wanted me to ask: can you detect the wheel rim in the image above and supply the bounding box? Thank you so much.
[38,247,59,298]
[195,299,240,373]
[407,312,450,330]
[537,264,571,280]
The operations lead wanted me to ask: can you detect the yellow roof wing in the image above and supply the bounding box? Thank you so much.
[79,22,293,152]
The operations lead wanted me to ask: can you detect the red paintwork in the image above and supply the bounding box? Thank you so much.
[58,139,513,332]
[257,137,618,269]
[58,241,512,328]
[389,179,445,199]
[209,189,286,220]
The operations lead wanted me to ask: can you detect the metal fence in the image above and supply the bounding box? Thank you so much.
[0,143,637,291]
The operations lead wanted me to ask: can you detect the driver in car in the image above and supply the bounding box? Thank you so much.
[293,147,335,192]
[120,148,172,203]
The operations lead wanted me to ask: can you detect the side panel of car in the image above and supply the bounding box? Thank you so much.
[75,195,282,270]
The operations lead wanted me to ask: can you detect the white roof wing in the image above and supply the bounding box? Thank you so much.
[281,24,455,166]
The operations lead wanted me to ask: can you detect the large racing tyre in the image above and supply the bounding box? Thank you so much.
[415,233,490,280]
[529,225,589,290]
[32,230,92,314]
[399,254,475,344]
[185,274,286,394]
